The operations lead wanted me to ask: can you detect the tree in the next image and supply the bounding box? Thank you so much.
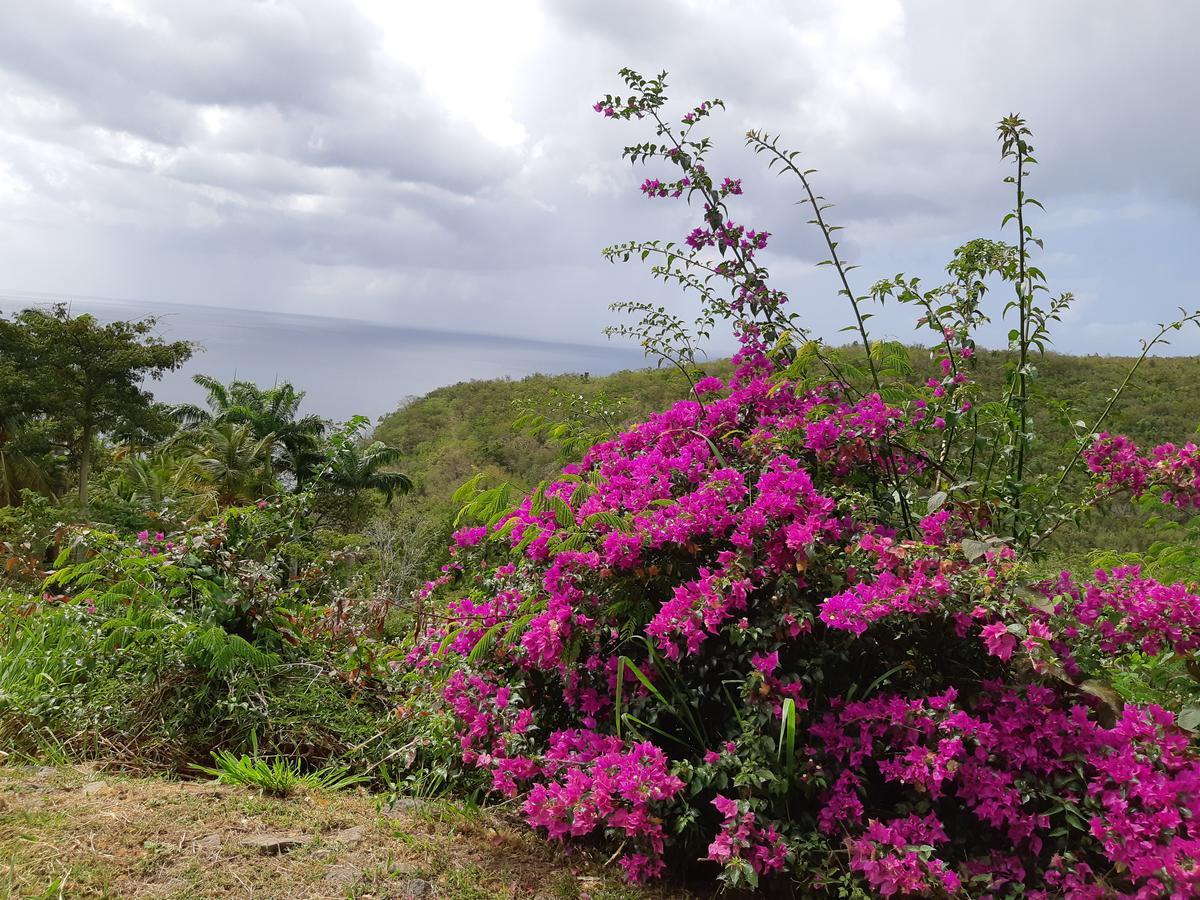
[0,413,60,507]
[189,422,275,507]
[324,440,413,504]
[0,305,193,508]
[173,375,326,486]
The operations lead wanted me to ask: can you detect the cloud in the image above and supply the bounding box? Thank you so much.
[0,0,1197,365]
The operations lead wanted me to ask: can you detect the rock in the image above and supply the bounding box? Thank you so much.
[323,864,362,888]
[329,825,365,846]
[194,834,223,851]
[81,780,111,797]
[400,878,433,898]
[238,833,311,855]
[385,797,425,815]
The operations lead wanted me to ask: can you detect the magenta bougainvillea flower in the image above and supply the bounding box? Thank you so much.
[411,342,1200,894]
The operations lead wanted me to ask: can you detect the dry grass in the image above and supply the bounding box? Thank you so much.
[0,765,691,900]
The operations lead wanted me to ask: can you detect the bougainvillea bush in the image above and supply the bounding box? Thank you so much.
[410,71,1200,896]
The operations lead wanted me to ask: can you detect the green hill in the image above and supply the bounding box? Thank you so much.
[375,349,1200,524]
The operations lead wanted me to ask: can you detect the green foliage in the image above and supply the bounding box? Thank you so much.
[0,304,194,507]
[325,440,413,508]
[188,422,278,506]
[193,737,368,797]
[170,374,327,486]
[513,388,631,461]
[1090,492,1200,585]
[0,413,64,506]
[2,504,362,765]
[374,368,711,501]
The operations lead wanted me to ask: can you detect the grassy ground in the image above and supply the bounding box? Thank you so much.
[0,765,687,900]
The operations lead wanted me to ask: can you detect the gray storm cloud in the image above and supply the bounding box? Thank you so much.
[0,0,1198,367]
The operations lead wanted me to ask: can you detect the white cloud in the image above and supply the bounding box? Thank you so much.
[0,0,1196,359]
[355,0,546,148]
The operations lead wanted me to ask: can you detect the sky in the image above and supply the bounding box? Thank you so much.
[1,1,1198,418]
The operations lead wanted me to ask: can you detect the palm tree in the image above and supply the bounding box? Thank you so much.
[325,441,413,505]
[111,449,216,519]
[189,423,276,507]
[249,382,326,487]
[172,375,326,486]
[0,413,60,507]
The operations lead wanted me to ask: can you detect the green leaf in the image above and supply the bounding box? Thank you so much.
[776,697,796,771]
[547,495,576,529]
[1177,706,1200,733]
[962,539,989,562]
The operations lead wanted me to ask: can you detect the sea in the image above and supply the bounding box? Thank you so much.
[0,294,655,424]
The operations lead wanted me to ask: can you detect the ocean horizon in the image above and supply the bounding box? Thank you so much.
[0,292,658,423]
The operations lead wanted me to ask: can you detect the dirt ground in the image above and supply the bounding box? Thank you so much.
[0,765,691,900]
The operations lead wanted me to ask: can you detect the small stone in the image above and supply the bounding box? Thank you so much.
[81,781,111,797]
[323,864,362,888]
[194,834,223,851]
[400,878,433,898]
[238,833,311,855]
[385,797,425,814]
[329,825,365,846]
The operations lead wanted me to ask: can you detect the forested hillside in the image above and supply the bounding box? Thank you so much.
[374,366,724,512]
[373,348,1200,556]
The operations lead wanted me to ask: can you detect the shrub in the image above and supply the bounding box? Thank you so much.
[411,70,1200,895]
[0,501,400,770]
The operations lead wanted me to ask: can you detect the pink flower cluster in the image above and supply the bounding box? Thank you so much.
[1042,565,1200,658]
[819,559,954,636]
[847,814,960,897]
[640,176,690,199]
[135,529,175,556]
[810,684,1200,896]
[706,795,788,877]
[684,219,770,259]
[525,730,684,882]
[1086,433,1200,507]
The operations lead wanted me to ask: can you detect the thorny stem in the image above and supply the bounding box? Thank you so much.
[647,110,778,332]
[908,287,964,487]
[1000,118,1034,539]
[746,134,885,397]
[746,133,915,535]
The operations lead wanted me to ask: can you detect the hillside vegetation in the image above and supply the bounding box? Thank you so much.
[373,348,1200,560]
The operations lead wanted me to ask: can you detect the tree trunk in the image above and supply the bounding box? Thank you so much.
[77,424,92,510]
